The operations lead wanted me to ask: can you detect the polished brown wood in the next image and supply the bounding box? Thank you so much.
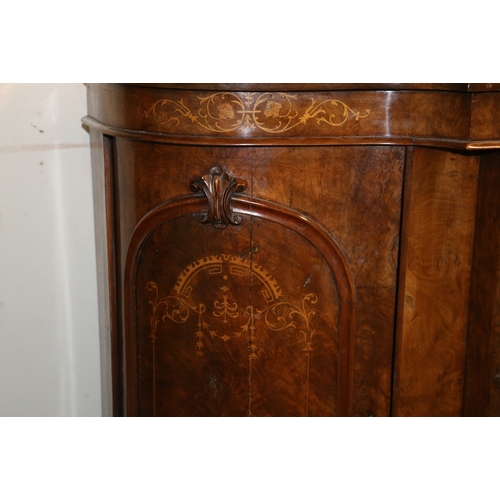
[84,84,500,417]
[464,151,500,416]
[392,147,479,416]
[85,84,500,149]
[124,195,356,416]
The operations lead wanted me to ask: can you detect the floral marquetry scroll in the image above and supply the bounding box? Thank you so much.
[147,254,319,359]
[139,92,370,134]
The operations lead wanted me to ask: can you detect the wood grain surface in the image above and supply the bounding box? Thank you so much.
[464,151,500,416]
[132,214,341,416]
[113,143,403,416]
[393,147,479,416]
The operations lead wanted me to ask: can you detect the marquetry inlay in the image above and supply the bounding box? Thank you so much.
[139,92,370,134]
[147,254,319,359]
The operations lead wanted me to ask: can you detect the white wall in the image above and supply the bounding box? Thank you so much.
[0,83,101,416]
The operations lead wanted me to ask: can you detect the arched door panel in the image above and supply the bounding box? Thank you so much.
[124,168,355,416]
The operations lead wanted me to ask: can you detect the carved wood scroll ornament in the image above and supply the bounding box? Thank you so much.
[190,166,247,228]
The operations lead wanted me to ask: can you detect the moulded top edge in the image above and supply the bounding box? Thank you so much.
[117,83,472,92]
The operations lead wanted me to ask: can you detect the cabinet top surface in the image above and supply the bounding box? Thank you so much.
[121,83,499,92]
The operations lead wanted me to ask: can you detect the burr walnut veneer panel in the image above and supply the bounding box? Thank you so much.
[85,84,500,416]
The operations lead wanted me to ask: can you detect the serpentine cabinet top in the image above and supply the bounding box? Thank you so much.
[84,83,500,148]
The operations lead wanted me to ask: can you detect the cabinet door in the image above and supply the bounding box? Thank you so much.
[124,176,354,416]
[112,142,404,416]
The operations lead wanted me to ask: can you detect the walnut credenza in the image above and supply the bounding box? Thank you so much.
[84,83,500,417]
